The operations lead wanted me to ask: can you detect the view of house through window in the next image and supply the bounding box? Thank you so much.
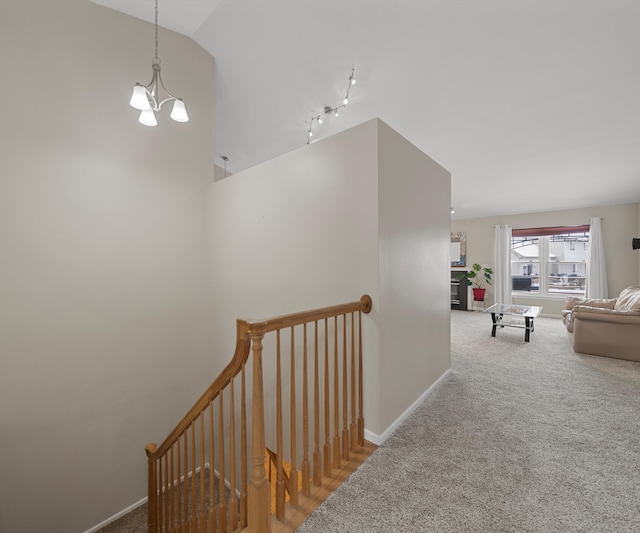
[511,226,590,297]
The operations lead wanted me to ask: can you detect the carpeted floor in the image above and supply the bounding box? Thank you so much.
[297,310,640,532]
[101,310,640,532]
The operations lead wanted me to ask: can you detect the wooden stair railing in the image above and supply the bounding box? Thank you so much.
[145,295,373,533]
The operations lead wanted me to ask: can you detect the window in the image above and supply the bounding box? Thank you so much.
[511,225,589,297]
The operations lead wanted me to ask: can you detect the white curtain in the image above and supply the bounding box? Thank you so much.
[494,225,512,305]
[586,216,608,299]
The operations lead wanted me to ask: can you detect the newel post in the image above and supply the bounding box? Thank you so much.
[247,332,271,533]
[145,443,158,533]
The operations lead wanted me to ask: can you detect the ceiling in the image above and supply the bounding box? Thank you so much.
[91,0,640,220]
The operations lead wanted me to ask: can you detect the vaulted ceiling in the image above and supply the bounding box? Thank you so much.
[91,0,640,219]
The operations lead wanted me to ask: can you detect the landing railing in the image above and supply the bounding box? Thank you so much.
[145,295,372,533]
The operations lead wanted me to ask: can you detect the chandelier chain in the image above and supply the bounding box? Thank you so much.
[154,0,159,62]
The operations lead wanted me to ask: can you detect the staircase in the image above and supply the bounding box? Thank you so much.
[144,295,374,533]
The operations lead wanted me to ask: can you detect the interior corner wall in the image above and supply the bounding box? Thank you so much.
[451,203,640,315]
[0,2,214,532]
[376,120,451,432]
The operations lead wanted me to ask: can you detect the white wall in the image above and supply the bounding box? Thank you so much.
[377,121,451,430]
[0,2,214,532]
[451,203,640,315]
[207,118,451,438]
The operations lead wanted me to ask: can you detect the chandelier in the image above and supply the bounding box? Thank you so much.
[129,0,189,126]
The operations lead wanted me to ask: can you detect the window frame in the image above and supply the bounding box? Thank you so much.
[511,225,589,299]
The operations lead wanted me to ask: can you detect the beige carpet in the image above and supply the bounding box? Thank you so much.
[297,310,640,532]
[101,310,640,532]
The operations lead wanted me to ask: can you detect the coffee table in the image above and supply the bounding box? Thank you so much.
[485,303,543,342]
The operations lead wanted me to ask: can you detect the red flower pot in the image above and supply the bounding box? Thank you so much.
[472,288,486,301]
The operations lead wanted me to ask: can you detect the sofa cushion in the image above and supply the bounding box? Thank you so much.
[614,286,640,312]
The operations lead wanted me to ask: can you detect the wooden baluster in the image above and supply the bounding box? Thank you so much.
[357,310,365,446]
[275,331,285,519]
[323,317,332,477]
[177,437,182,532]
[333,316,341,469]
[208,401,216,533]
[240,365,248,528]
[157,457,163,533]
[342,314,350,460]
[217,393,227,532]
[247,332,271,533]
[164,453,169,533]
[289,326,299,507]
[302,323,310,496]
[229,378,238,531]
[350,311,357,451]
[313,320,321,486]
[199,414,206,532]
[191,424,197,530]
[146,445,158,533]
[170,445,176,532]
[184,431,190,533]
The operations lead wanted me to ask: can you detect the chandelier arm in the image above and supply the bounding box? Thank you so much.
[157,96,179,109]
[140,68,160,111]
[154,69,180,104]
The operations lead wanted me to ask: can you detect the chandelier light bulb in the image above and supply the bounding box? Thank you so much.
[334,109,340,117]
[343,97,349,105]
[139,108,158,127]
[308,130,313,137]
[351,77,356,85]
[318,117,323,124]
[130,84,151,111]
[170,99,189,122]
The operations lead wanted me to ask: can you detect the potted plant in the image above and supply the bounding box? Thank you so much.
[459,263,493,301]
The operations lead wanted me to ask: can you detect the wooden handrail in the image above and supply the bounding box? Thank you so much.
[145,295,372,533]
[241,294,372,335]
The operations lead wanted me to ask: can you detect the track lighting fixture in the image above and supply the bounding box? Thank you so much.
[306,67,357,144]
[129,0,189,126]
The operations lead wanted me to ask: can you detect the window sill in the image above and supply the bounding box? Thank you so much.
[511,292,580,301]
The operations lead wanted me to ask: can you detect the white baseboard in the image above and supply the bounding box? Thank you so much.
[364,368,452,446]
[83,496,148,533]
